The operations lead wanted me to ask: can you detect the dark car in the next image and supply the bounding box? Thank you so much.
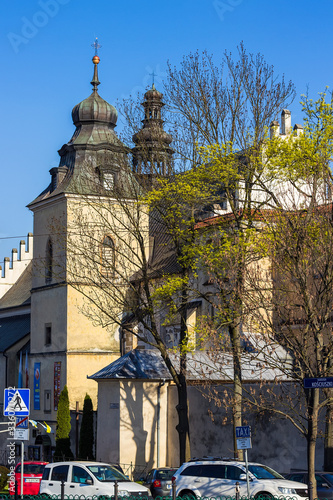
[285,472,333,499]
[143,468,177,498]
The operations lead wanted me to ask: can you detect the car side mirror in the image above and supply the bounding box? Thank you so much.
[239,474,247,481]
[86,478,93,485]
[322,483,329,489]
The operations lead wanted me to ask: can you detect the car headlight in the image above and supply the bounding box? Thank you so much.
[278,487,296,495]
[119,490,129,496]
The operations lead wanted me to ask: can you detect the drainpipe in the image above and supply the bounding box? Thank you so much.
[157,379,165,467]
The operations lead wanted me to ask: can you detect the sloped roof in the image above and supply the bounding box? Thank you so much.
[0,262,32,311]
[0,314,30,352]
[89,349,172,380]
[89,347,292,382]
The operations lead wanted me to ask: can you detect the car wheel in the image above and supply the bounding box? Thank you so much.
[180,490,196,500]
[255,492,273,500]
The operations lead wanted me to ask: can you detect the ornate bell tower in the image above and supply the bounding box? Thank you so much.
[132,84,173,181]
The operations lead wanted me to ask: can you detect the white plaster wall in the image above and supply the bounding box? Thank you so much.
[96,380,168,469]
[0,234,33,298]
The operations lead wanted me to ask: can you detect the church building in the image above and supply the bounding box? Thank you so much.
[0,49,315,473]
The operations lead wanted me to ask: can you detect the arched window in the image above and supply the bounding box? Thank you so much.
[101,236,115,278]
[45,238,53,283]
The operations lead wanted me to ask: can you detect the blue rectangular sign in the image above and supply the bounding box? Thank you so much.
[34,363,41,410]
[304,377,333,389]
[236,425,251,438]
[4,388,30,416]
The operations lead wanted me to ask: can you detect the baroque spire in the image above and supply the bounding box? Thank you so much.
[91,38,101,92]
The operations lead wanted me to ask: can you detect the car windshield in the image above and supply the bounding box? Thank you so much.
[155,470,177,480]
[248,465,284,480]
[322,474,333,485]
[16,464,45,474]
[87,465,129,482]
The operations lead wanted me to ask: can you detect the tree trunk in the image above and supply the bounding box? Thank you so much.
[176,372,191,465]
[307,388,319,499]
[229,322,243,459]
[175,270,191,465]
[324,390,333,470]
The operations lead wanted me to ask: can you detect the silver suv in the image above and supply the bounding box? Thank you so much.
[172,458,308,500]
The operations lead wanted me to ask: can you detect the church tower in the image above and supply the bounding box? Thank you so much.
[27,46,128,431]
[132,84,173,182]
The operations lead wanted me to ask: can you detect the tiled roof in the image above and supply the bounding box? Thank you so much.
[0,262,32,311]
[89,349,172,380]
[0,314,30,352]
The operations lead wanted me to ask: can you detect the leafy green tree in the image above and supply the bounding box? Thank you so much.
[54,385,74,461]
[79,394,95,460]
[197,91,333,494]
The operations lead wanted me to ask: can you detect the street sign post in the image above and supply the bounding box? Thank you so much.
[4,389,30,417]
[236,426,252,499]
[4,389,30,500]
[14,417,29,441]
[304,377,333,389]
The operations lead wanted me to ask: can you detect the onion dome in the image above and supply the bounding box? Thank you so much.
[71,54,118,129]
[143,83,163,100]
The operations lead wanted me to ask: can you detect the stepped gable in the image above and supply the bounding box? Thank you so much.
[0,261,32,311]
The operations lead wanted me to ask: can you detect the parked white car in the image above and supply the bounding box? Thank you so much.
[172,458,309,500]
[39,461,151,498]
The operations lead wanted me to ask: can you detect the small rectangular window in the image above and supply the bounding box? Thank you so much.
[45,324,52,346]
[44,390,51,413]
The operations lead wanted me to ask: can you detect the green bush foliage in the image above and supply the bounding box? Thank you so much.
[54,385,74,461]
[0,465,9,491]
[78,393,94,460]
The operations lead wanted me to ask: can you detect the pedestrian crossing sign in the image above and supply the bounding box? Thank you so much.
[4,388,30,416]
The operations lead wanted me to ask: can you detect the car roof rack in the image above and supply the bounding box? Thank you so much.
[188,457,235,462]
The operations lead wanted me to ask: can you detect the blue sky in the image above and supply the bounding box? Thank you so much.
[1,0,332,265]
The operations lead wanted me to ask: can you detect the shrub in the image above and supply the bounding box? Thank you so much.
[0,466,9,491]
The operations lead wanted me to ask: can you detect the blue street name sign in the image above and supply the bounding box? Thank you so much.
[236,426,251,438]
[4,388,30,416]
[304,377,333,389]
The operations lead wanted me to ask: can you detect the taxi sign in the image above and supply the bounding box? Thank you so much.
[236,425,252,450]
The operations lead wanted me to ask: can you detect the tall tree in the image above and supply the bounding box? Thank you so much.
[79,394,94,460]
[54,385,74,461]
[196,91,333,494]
[120,45,295,457]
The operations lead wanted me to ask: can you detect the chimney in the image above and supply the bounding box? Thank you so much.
[270,120,280,139]
[281,109,291,135]
[293,124,303,137]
